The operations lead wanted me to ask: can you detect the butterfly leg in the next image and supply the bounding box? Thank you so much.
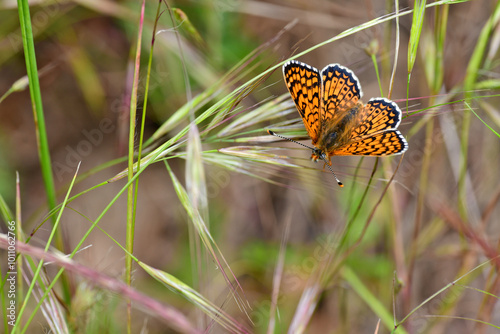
[321,157,332,170]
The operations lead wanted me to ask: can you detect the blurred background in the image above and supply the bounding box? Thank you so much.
[1,0,500,333]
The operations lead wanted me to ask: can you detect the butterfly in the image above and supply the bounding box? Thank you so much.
[268,60,408,187]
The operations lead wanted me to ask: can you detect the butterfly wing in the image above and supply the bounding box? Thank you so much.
[283,60,321,144]
[321,64,363,124]
[332,130,408,156]
[350,98,402,138]
[330,98,408,156]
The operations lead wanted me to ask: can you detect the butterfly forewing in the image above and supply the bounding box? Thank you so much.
[321,64,363,124]
[283,61,321,144]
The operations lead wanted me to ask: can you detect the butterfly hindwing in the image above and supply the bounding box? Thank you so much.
[283,60,321,144]
[331,130,408,156]
[329,97,408,156]
[349,98,402,140]
[321,64,363,124]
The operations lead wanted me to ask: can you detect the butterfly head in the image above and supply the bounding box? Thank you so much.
[311,149,326,163]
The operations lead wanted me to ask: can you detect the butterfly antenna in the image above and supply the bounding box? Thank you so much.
[267,130,315,150]
[267,130,344,188]
[319,155,343,187]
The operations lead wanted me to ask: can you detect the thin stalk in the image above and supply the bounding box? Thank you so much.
[13,163,80,333]
[371,54,384,97]
[16,0,70,305]
[406,0,427,116]
[125,1,145,332]
[384,0,407,324]
[15,172,24,330]
[406,2,449,319]
[460,2,500,219]
[131,0,162,292]
[407,118,434,314]
[18,118,187,331]
[387,0,400,99]
[432,4,448,94]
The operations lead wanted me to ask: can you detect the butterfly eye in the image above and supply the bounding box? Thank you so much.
[311,149,326,161]
[310,149,320,162]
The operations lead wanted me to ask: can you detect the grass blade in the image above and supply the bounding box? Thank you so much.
[16,0,69,304]
[165,162,252,319]
[14,161,80,332]
[139,261,249,333]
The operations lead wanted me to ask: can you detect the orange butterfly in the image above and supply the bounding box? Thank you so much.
[268,60,408,187]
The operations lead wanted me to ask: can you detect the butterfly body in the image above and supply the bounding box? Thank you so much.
[282,60,408,166]
[313,102,363,161]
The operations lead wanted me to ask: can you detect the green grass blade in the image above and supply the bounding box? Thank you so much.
[139,261,249,333]
[165,162,252,317]
[17,0,57,218]
[14,162,80,332]
[0,234,200,334]
[125,2,146,333]
[0,194,14,223]
[460,2,500,218]
[16,0,69,305]
[432,4,448,94]
[407,0,427,74]
[343,266,406,333]
[466,101,500,138]
[396,257,496,328]
[464,2,500,96]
